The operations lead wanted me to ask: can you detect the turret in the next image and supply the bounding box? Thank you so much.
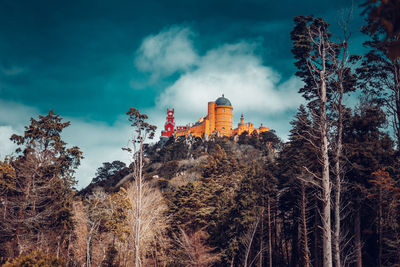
[161,108,175,138]
[208,101,216,134]
[214,94,233,136]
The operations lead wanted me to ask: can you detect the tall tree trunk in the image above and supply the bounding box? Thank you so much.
[392,59,400,147]
[135,136,144,267]
[259,208,264,267]
[12,178,33,257]
[378,188,382,267]
[320,44,333,267]
[333,80,344,267]
[86,236,92,267]
[301,182,310,267]
[244,219,258,267]
[274,211,278,265]
[314,205,320,267]
[267,197,272,267]
[292,215,299,267]
[355,208,362,267]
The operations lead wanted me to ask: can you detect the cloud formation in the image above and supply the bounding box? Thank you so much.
[0,126,17,158]
[157,42,303,119]
[134,25,305,140]
[134,25,198,82]
[62,119,132,188]
[0,100,133,189]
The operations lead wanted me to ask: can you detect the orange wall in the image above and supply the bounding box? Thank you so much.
[174,100,268,138]
[215,105,233,136]
[207,102,215,134]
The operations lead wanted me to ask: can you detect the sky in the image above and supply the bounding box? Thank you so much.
[0,0,367,188]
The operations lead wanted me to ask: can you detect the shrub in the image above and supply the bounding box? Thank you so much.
[3,250,65,267]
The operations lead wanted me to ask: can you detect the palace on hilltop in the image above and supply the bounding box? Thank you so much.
[161,95,269,139]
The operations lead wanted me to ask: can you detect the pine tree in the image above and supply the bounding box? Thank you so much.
[344,101,395,266]
[2,111,82,259]
[358,21,400,146]
[278,105,318,267]
[361,0,400,60]
[105,188,131,243]
[368,169,400,266]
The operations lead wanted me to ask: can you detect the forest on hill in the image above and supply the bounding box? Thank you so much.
[1,1,400,266]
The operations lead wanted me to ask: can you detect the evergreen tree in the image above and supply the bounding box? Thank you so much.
[106,188,131,244]
[344,101,395,266]
[361,0,400,60]
[368,169,400,266]
[358,22,400,146]
[278,106,318,267]
[1,111,82,259]
[92,161,126,184]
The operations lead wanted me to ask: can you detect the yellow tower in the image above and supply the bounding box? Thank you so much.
[214,94,233,136]
[172,94,268,139]
[207,101,216,136]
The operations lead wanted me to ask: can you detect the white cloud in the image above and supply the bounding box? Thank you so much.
[134,25,198,82]
[0,126,17,158]
[62,119,132,188]
[0,100,39,159]
[155,41,303,128]
[0,100,134,189]
[133,25,304,139]
[0,99,39,128]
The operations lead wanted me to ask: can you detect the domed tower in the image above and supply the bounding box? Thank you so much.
[214,94,233,136]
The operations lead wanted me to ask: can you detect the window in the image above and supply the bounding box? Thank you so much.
[222,116,225,120]
[222,108,225,112]
[222,121,224,125]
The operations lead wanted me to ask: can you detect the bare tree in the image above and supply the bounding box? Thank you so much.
[125,179,168,266]
[291,16,336,267]
[123,107,156,267]
[242,217,260,267]
[173,228,220,267]
[330,12,358,267]
[69,200,89,266]
[85,190,109,267]
[300,182,311,267]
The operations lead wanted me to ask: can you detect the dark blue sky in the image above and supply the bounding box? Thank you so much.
[0,0,364,121]
[0,0,366,187]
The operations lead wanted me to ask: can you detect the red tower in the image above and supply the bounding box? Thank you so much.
[161,108,175,137]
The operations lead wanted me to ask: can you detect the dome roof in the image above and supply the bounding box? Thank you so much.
[215,94,232,106]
